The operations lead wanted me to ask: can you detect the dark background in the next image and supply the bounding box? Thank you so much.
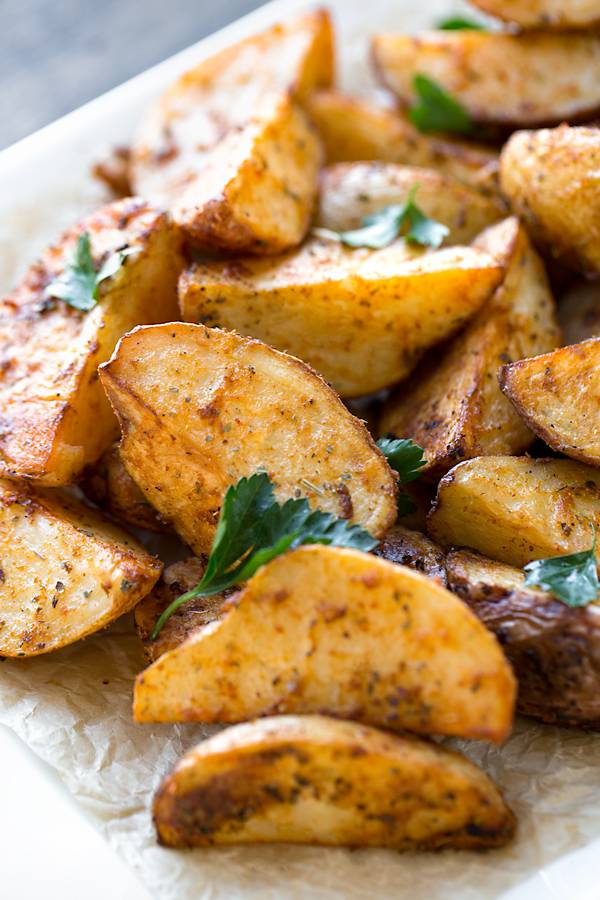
[0,0,267,150]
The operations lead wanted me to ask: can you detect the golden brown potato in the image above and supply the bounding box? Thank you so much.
[134,545,516,743]
[317,162,503,245]
[380,218,560,479]
[372,32,600,129]
[373,524,447,587]
[500,125,600,275]
[499,338,600,468]
[558,278,600,345]
[80,441,171,533]
[304,89,499,194]
[467,0,600,29]
[130,9,332,253]
[0,477,162,657]
[178,237,503,398]
[134,557,236,662]
[446,548,600,728]
[0,197,185,487]
[99,324,398,557]
[153,715,516,850]
[428,456,600,568]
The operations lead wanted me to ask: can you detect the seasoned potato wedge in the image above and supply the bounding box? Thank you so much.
[134,545,516,743]
[499,338,600,468]
[0,197,185,487]
[429,456,600,568]
[99,324,398,556]
[372,32,600,129]
[373,524,447,587]
[467,0,600,29]
[446,548,600,728]
[380,218,560,479]
[500,125,600,275]
[304,89,499,194]
[559,278,600,346]
[317,162,503,244]
[130,8,332,253]
[134,557,235,662]
[0,477,162,657]
[179,237,503,398]
[153,715,516,850]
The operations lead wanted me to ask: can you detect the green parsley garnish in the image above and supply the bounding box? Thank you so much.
[376,437,426,519]
[47,232,139,311]
[151,472,378,638]
[438,16,487,30]
[409,74,475,135]
[312,185,449,250]
[523,519,600,608]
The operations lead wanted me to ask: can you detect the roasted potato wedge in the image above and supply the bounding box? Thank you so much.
[0,477,162,657]
[304,89,499,194]
[153,715,516,850]
[130,8,332,253]
[178,237,503,398]
[499,338,600,468]
[134,545,516,743]
[467,0,600,29]
[558,278,600,346]
[373,524,447,587]
[317,162,503,244]
[134,558,236,662]
[500,125,600,275]
[429,456,600,568]
[380,218,560,479]
[372,32,600,129]
[0,197,185,487]
[99,324,398,556]
[446,548,600,728]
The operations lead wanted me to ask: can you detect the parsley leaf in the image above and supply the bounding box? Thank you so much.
[409,74,475,135]
[438,16,487,30]
[312,185,449,250]
[151,472,378,638]
[47,232,139,311]
[523,520,600,608]
[376,437,426,519]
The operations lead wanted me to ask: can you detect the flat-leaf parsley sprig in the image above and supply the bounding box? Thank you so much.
[376,437,426,519]
[523,519,600,608]
[47,232,140,311]
[151,472,378,638]
[312,184,449,250]
[409,74,475,136]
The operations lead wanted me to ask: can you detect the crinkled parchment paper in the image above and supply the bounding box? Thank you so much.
[2,0,600,897]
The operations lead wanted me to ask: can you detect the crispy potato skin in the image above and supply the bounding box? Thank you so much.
[317,162,503,244]
[0,477,162,657]
[178,237,503,398]
[381,218,560,479]
[429,456,600,568]
[558,278,600,345]
[153,715,515,850]
[372,32,600,129]
[0,197,184,487]
[304,89,499,194]
[446,548,600,728]
[99,324,398,556]
[468,0,600,28]
[501,126,600,276]
[373,525,447,587]
[499,338,600,468]
[134,546,516,744]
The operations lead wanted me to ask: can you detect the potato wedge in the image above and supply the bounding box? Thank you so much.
[134,545,516,743]
[372,32,600,128]
[373,524,447,587]
[446,548,600,728]
[499,338,600,468]
[99,324,398,556]
[317,162,503,245]
[559,278,600,346]
[380,218,560,479]
[178,237,503,398]
[428,456,600,568]
[0,197,185,487]
[467,0,600,29]
[153,715,516,850]
[0,477,162,657]
[500,125,600,275]
[304,89,499,194]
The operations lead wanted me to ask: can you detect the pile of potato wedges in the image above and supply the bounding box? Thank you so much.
[6,0,600,856]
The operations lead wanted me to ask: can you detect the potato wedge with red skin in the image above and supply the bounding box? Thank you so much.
[99,324,398,557]
[0,477,162,657]
[134,545,516,744]
[153,715,516,850]
[467,0,600,29]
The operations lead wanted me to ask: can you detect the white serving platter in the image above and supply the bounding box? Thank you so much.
[2,1,600,898]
